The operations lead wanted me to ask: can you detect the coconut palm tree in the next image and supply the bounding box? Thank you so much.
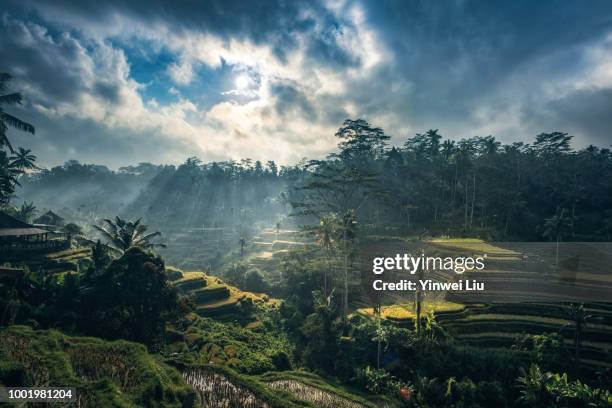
[564,303,592,373]
[10,147,37,171]
[543,208,574,271]
[93,216,165,254]
[0,73,35,153]
[338,210,357,321]
[17,201,36,223]
[315,213,338,296]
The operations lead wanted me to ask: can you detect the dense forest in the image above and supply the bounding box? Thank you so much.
[17,121,612,242]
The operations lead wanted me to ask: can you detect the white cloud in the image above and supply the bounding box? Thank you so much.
[167,59,194,85]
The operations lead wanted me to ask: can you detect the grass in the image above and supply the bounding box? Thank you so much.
[0,325,194,407]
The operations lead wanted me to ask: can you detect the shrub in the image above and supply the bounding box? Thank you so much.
[244,269,269,293]
[271,351,292,371]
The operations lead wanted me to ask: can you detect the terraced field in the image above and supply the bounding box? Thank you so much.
[180,366,391,408]
[355,300,464,322]
[9,247,92,274]
[261,371,391,408]
[170,269,274,321]
[159,226,241,271]
[356,238,612,374]
[247,228,312,283]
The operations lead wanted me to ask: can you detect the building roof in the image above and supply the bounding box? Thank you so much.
[0,211,47,237]
[34,210,65,226]
[0,227,49,237]
[0,211,31,229]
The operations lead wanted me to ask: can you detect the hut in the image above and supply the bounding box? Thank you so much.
[34,210,65,227]
[0,211,65,255]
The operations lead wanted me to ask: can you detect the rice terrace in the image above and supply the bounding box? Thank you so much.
[1,1,612,407]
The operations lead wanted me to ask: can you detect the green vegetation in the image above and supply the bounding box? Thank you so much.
[0,326,194,407]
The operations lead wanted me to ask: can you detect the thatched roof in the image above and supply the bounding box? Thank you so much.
[0,211,48,237]
[34,210,65,226]
[0,227,48,237]
[0,211,31,228]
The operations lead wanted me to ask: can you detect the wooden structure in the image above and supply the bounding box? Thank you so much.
[34,210,65,227]
[0,211,67,255]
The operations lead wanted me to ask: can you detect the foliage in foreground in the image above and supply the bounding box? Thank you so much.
[170,314,294,375]
[0,325,195,407]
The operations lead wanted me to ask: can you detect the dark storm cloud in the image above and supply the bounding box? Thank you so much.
[0,14,127,109]
[9,0,326,57]
[351,0,612,130]
[0,15,88,105]
[524,88,612,147]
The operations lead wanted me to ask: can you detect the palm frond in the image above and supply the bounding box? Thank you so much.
[0,93,23,105]
[137,231,162,243]
[1,112,35,134]
[0,73,12,93]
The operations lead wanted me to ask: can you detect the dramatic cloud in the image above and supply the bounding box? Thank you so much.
[1,0,612,167]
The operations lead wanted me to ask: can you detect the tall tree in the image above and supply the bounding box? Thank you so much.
[0,74,36,204]
[543,208,573,270]
[310,213,338,296]
[338,209,358,321]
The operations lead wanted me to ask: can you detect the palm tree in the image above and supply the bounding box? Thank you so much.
[314,213,338,296]
[565,303,592,373]
[10,147,37,171]
[93,216,165,254]
[0,73,35,153]
[543,208,573,271]
[371,304,388,369]
[0,162,21,205]
[91,239,110,273]
[239,237,246,257]
[516,364,552,407]
[338,210,357,321]
[17,201,36,223]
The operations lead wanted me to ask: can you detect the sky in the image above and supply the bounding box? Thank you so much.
[2,0,612,168]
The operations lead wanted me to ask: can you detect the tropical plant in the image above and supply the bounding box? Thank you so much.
[90,240,111,273]
[239,237,246,257]
[338,210,357,320]
[422,310,446,343]
[516,364,552,407]
[0,74,36,204]
[543,208,574,270]
[0,73,36,153]
[92,216,165,254]
[312,213,338,295]
[517,364,611,407]
[10,147,37,171]
[564,303,592,372]
[17,201,36,223]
